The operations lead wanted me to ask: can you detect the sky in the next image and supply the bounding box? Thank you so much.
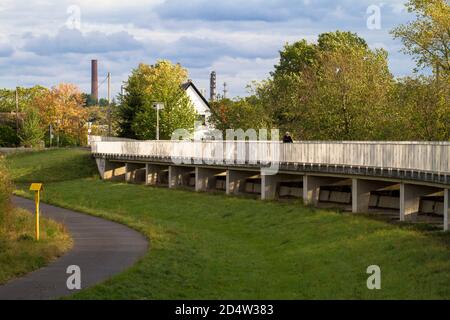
[0,0,417,99]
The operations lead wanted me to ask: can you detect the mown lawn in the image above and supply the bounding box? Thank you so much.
[7,148,450,299]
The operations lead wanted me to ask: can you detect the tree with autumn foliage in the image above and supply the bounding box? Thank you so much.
[33,83,88,146]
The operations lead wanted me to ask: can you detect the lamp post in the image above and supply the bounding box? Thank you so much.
[153,102,164,141]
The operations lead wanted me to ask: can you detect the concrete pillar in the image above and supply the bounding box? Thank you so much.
[98,159,126,181]
[444,188,449,232]
[195,167,218,192]
[352,179,393,213]
[261,174,281,200]
[399,183,437,221]
[125,163,146,183]
[226,170,255,195]
[302,176,339,206]
[169,166,194,189]
[146,164,169,186]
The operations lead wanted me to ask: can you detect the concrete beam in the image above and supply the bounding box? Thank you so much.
[352,179,394,213]
[125,163,146,184]
[146,164,169,186]
[444,188,449,232]
[302,175,342,206]
[399,183,438,221]
[169,166,195,189]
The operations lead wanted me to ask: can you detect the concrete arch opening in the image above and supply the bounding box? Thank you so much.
[125,163,146,184]
[195,168,227,192]
[146,163,170,187]
[169,166,196,189]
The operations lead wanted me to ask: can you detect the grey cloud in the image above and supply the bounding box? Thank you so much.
[0,43,14,57]
[23,27,143,55]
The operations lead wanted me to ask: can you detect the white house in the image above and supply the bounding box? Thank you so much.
[182,80,211,127]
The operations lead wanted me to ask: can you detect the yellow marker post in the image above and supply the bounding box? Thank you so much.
[29,183,43,241]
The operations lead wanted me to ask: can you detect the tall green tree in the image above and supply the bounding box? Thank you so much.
[391,0,449,78]
[118,60,197,140]
[392,76,450,140]
[253,31,393,140]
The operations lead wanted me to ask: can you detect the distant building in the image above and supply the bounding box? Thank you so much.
[181,80,211,127]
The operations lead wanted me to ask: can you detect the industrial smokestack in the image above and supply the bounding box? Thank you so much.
[91,59,98,103]
[210,71,217,102]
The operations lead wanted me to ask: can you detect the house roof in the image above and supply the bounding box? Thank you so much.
[181,80,211,110]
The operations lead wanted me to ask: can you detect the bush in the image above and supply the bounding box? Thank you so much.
[19,109,45,148]
[0,125,19,147]
[0,157,12,223]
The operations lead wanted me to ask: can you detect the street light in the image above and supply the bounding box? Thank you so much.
[153,102,164,140]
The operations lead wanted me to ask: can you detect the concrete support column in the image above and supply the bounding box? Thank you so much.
[125,163,146,183]
[399,183,437,221]
[303,176,337,206]
[352,179,392,213]
[226,170,252,195]
[261,174,281,200]
[444,188,449,232]
[195,167,217,192]
[98,159,126,181]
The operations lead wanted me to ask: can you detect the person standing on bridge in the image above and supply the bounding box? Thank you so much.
[282,132,294,143]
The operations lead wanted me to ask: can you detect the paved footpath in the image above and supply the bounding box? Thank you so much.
[0,196,148,300]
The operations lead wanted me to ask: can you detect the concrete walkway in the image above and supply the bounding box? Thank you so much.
[0,196,148,300]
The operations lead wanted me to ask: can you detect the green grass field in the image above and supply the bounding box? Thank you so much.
[7,148,450,299]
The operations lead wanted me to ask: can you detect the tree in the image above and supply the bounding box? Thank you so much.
[272,40,317,78]
[307,47,394,140]
[0,86,47,113]
[19,108,45,148]
[254,31,393,140]
[317,31,368,52]
[209,96,270,132]
[392,76,450,140]
[34,83,88,146]
[391,0,450,78]
[118,60,197,140]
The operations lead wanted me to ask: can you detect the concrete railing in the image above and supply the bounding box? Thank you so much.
[91,140,450,175]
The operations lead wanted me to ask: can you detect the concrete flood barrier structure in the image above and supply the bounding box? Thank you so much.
[91,139,450,231]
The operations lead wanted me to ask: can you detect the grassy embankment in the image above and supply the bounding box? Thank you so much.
[0,155,71,285]
[7,148,450,299]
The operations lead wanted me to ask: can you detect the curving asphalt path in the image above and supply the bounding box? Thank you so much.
[0,196,148,300]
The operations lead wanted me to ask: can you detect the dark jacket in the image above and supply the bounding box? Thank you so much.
[282,135,293,143]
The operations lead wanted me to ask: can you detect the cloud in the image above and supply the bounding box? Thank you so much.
[23,27,143,55]
[0,42,13,57]
[0,0,418,98]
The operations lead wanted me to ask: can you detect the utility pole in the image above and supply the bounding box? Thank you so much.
[15,87,19,134]
[223,82,228,99]
[153,102,164,141]
[107,72,111,136]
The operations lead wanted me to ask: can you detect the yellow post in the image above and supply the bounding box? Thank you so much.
[29,183,43,241]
